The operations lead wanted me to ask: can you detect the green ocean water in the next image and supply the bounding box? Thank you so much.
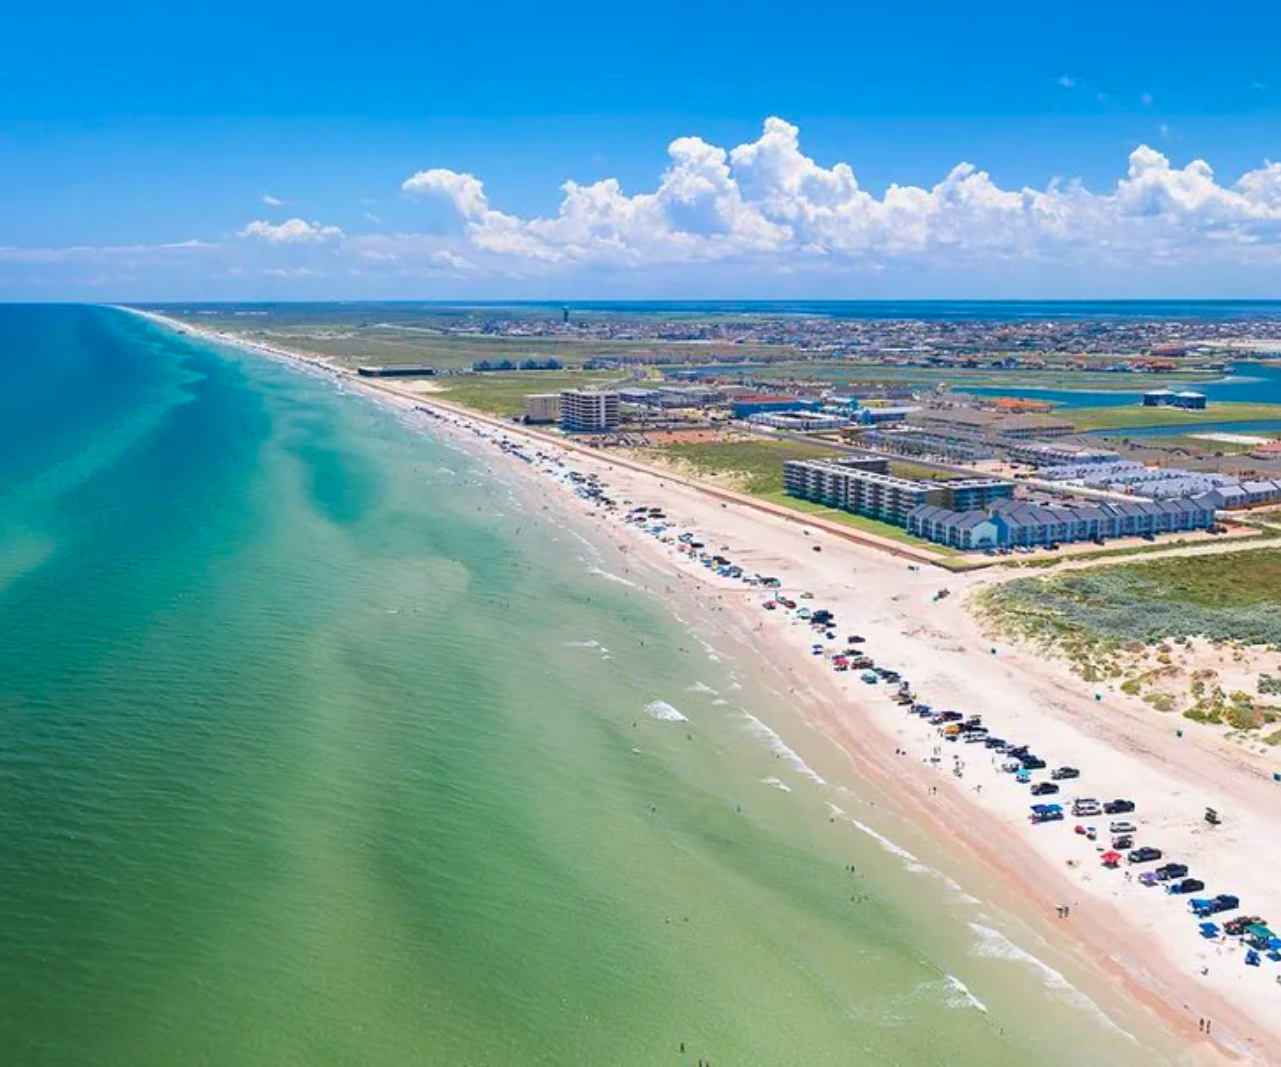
[0,307,1172,1065]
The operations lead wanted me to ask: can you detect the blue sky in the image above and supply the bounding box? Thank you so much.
[5,0,1281,299]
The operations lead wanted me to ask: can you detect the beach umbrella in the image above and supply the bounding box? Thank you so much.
[1100,851,1122,867]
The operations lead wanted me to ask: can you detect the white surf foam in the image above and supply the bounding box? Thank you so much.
[847,817,933,875]
[762,776,793,793]
[967,923,1135,1040]
[589,567,637,588]
[687,681,718,695]
[564,639,600,648]
[942,974,989,1013]
[740,712,826,785]
[645,700,689,723]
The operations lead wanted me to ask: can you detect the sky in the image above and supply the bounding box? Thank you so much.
[4,0,1281,300]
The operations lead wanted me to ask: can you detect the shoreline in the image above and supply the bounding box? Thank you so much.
[122,306,1281,1064]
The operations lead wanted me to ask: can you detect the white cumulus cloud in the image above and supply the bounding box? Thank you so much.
[261,194,285,207]
[394,116,1281,278]
[239,218,343,243]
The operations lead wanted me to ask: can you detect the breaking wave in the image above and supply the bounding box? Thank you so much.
[740,712,826,785]
[646,700,689,723]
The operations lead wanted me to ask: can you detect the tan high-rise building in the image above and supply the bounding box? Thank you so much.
[523,393,561,424]
[559,390,620,433]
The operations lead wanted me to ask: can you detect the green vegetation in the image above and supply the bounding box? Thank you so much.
[886,460,957,482]
[980,548,1281,648]
[430,371,626,416]
[1066,402,1281,432]
[649,438,836,496]
[978,548,1281,730]
[753,491,960,553]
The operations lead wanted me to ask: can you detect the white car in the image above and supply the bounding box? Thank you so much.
[1109,821,1136,834]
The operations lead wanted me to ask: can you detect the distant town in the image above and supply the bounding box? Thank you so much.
[154,301,1281,566]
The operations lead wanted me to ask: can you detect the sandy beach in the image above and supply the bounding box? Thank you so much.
[127,307,1281,1064]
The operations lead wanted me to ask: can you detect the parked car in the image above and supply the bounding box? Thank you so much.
[1021,757,1047,771]
[1155,863,1189,881]
[1111,835,1134,850]
[1104,799,1136,815]
[1191,894,1240,917]
[984,737,1007,750]
[1168,878,1205,895]
[1128,847,1163,864]
[1051,767,1081,781]
[1073,799,1102,817]
[1031,782,1060,796]
[1109,821,1136,834]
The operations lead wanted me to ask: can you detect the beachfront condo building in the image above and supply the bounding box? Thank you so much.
[523,393,561,424]
[907,495,1218,551]
[560,390,620,433]
[783,457,1014,527]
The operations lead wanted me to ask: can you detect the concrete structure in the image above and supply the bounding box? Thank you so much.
[559,390,620,433]
[907,495,1218,551]
[523,393,561,424]
[356,364,435,377]
[1142,390,1208,410]
[747,411,849,431]
[784,458,1013,527]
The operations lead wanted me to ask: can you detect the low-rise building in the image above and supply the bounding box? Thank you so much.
[560,390,620,433]
[731,395,819,419]
[747,411,850,431]
[915,408,1076,439]
[907,495,1218,550]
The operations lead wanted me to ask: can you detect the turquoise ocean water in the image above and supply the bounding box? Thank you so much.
[0,307,1175,1065]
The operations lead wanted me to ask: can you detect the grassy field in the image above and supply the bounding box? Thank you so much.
[427,371,627,416]
[979,548,1281,647]
[649,438,837,495]
[753,491,962,554]
[1065,402,1281,431]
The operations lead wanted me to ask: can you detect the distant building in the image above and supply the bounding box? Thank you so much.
[356,364,435,378]
[523,393,561,424]
[730,395,819,419]
[747,411,849,432]
[560,390,620,433]
[855,406,917,425]
[914,408,1076,439]
[783,457,1013,527]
